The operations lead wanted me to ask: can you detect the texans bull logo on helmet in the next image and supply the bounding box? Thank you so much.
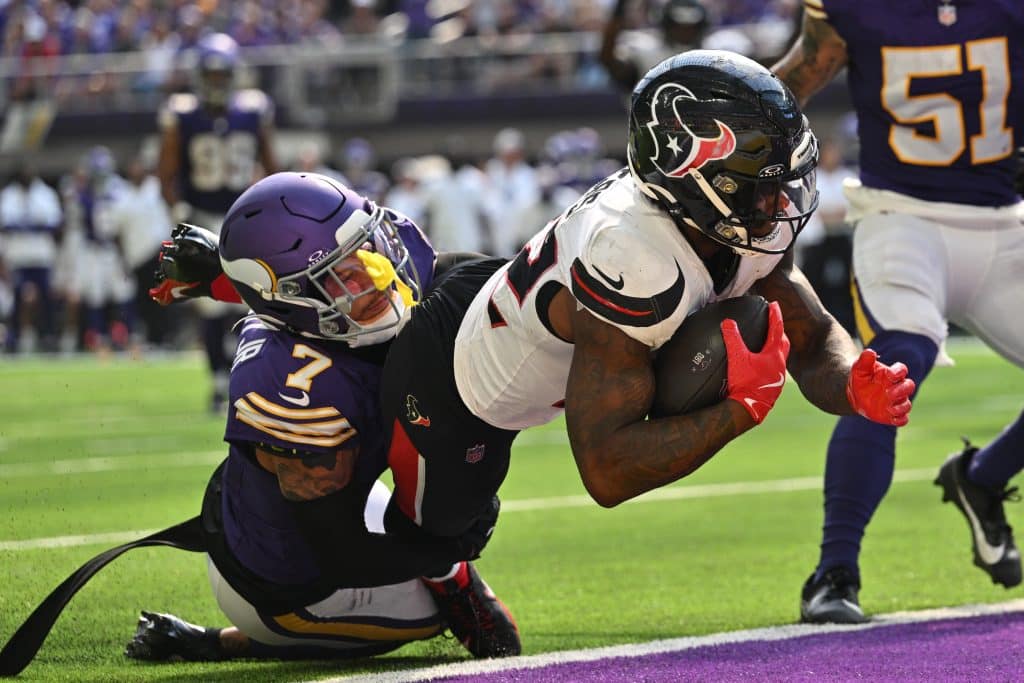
[644,82,737,180]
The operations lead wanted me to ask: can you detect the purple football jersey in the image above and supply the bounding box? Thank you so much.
[221,317,391,584]
[161,89,273,214]
[819,0,1024,205]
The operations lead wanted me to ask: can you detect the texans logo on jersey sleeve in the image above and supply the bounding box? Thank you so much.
[645,83,736,179]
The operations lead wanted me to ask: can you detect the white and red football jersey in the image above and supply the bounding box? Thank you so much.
[453,168,784,430]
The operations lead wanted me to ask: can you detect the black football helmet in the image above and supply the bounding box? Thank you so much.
[627,50,818,256]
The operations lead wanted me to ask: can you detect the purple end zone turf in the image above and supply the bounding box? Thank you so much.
[432,611,1024,682]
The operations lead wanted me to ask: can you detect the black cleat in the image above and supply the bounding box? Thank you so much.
[800,566,867,624]
[935,439,1022,588]
[425,563,521,658]
[124,611,225,662]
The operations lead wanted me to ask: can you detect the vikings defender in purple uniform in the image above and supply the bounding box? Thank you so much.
[157,32,278,414]
[126,173,520,661]
[774,0,1024,623]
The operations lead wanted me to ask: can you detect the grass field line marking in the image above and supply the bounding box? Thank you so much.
[501,466,938,512]
[0,450,224,478]
[316,599,1024,683]
[0,467,937,551]
[0,529,164,551]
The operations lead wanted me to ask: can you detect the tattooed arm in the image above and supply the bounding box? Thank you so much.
[771,11,848,107]
[564,305,756,508]
[751,251,859,415]
[255,447,357,501]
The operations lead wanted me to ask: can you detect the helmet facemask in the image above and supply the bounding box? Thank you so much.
[671,131,819,257]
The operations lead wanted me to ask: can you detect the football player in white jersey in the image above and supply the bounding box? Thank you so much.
[378,51,914,558]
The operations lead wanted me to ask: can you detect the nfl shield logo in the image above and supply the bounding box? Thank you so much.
[465,444,485,464]
[938,2,956,26]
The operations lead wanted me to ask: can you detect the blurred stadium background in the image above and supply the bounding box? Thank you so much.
[0,0,858,361]
[4,3,1024,681]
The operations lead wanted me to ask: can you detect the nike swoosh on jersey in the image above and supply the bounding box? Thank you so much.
[570,258,686,328]
[958,487,1007,565]
[278,390,311,407]
[592,265,625,290]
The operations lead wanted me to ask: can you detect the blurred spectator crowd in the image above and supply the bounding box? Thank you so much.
[1,1,800,101]
[1,1,799,53]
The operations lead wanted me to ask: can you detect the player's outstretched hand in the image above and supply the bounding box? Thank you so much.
[149,223,240,305]
[720,300,790,424]
[845,349,915,426]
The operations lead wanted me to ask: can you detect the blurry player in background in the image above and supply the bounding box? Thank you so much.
[773,0,1024,624]
[0,158,62,353]
[67,147,135,352]
[600,0,757,96]
[338,137,389,204]
[106,153,174,348]
[482,127,539,257]
[419,137,491,255]
[158,31,277,412]
[130,173,518,662]
[550,127,623,201]
[601,0,710,94]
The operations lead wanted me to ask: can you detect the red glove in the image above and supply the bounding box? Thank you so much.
[149,271,241,305]
[148,224,243,305]
[845,349,915,426]
[721,300,790,424]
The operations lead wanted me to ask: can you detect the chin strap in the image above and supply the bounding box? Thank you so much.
[356,249,416,307]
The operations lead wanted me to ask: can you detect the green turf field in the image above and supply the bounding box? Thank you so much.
[1,339,1022,682]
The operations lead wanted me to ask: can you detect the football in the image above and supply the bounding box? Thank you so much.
[650,295,770,418]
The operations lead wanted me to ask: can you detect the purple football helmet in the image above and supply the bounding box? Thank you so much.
[219,172,435,345]
[194,32,239,107]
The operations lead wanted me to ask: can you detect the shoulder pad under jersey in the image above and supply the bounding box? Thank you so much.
[158,93,199,129]
[226,319,366,456]
[232,89,275,125]
[570,218,688,347]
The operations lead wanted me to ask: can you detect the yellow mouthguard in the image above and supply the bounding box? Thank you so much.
[356,249,416,307]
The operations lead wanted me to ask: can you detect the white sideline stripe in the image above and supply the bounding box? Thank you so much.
[0,467,937,551]
[314,599,1024,683]
[0,450,224,478]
